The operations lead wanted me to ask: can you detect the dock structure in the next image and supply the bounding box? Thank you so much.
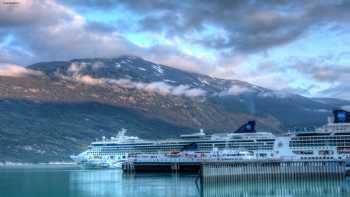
[122,161,201,173]
[123,156,203,173]
[201,159,347,182]
[201,178,350,197]
[123,158,348,180]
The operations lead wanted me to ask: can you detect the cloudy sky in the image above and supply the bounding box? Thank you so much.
[1,0,350,99]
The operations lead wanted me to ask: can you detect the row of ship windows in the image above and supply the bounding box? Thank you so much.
[290,143,350,147]
[292,142,350,145]
[300,157,336,160]
[90,148,274,154]
[292,137,350,140]
[92,140,275,146]
[88,152,346,160]
[290,140,350,143]
[92,145,274,150]
[94,142,273,149]
[92,147,274,152]
[294,139,350,142]
[291,139,350,142]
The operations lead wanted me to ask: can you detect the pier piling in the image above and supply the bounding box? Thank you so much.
[201,159,347,183]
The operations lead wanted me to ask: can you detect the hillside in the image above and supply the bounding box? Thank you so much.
[0,56,347,162]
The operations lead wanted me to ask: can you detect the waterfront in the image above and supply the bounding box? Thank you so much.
[0,166,350,197]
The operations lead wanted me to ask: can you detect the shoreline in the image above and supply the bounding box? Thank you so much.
[0,161,78,168]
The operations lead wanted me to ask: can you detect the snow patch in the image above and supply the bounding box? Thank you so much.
[137,67,147,71]
[123,55,137,60]
[115,63,121,68]
[164,79,176,83]
[198,78,210,85]
[152,64,164,74]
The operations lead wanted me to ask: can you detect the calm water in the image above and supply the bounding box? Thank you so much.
[0,166,350,197]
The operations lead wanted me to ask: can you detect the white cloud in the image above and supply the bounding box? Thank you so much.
[0,64,42,77]
[181,87,207,97]
[70,74,206,97]
[258,90,293,99]
[219,85,256,96]
[91,61,106,70]
[141,82,172,95]
[108,78,206,97]
[0,0,142,64]
[72,75,104,85]
[68,62,87,73]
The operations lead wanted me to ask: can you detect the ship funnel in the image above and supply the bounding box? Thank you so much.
[333,109,350,123]
[234,120,256,133]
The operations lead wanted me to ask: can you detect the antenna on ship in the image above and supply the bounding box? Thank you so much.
[118,128,127,137]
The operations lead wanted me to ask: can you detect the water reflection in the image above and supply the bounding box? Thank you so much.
[202,178,350,197]
[71,170,350,197]
[1,167,350,197]
[69,170,199,197]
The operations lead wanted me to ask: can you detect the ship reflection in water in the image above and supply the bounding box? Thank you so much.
[70,169,350,197]
[1,167,350,197]
[69,169,198,197]
[201,178,350,197]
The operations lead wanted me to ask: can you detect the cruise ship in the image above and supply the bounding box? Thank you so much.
[290,109,350,160]
[71,109,350,169]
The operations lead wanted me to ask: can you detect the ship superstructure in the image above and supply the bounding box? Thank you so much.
[71,121,276,168]
[71,109,350,169]
[290,109,350,160]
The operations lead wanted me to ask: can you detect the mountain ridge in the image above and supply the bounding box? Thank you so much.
[0,55,348,162]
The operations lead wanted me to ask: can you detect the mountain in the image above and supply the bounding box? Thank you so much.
[0,56,346,162]
[312,97,350,107]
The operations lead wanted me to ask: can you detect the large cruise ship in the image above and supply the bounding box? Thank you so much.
[290,109,350,160]
[71,109,350,169]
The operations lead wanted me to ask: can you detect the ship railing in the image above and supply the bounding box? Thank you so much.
[131,157,203,163]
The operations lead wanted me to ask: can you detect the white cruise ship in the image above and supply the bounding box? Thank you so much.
[71,109,350,169]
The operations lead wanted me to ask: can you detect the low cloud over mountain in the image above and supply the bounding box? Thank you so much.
[0,64,42,77]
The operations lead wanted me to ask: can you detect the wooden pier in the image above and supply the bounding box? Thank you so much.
[201,159,347,182]
[123,158,348,180]
[200,178,350,197]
